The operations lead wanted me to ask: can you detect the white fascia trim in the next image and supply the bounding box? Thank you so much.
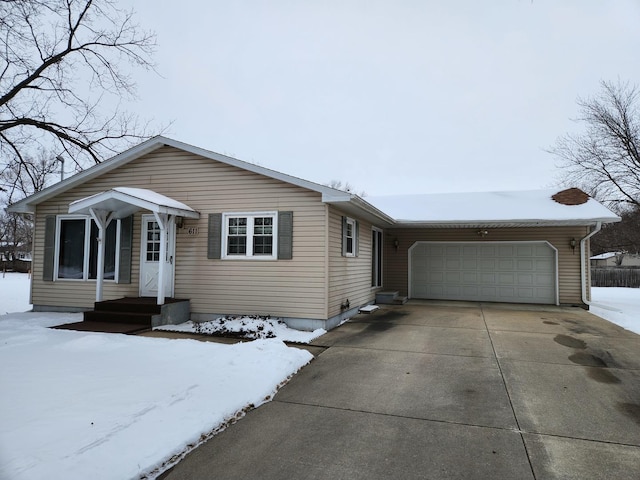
[8,140,166,213]
[8,135,350,213]
[390,218,620,228]
[325,195,396,225]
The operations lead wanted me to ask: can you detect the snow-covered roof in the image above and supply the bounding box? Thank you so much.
[69,187,200,219]
[366,189,620,227]
[7,136,619,227]
[590,252,620,260]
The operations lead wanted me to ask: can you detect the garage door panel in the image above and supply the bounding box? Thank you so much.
[536,259,554,272]
[427,272,443,282]
[426,258,443,269]
[463,272,477,282]
[410,242,556,304]
[462,286,480,296]
[462,258,477,269]
[517,273,534,285]
[498,273,515,285]
[445,258,461,269]
[498,245,515,256]
[517,259,534,271]
[479,259,496,269]
[498,259,515,270]
[445,272,462,283]
[444,285,461,296]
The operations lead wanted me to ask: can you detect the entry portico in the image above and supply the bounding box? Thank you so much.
[68,187,200,305]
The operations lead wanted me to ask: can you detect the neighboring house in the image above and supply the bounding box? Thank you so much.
[8,137,620,330]
[0,242,32,273]
[590,252,640,267]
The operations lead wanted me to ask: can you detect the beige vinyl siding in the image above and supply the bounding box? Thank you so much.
[32,146,328,319]
[327,207,377,317]
[384,226,589,305]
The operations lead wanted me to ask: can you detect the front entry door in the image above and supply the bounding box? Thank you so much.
[140,214,175,298]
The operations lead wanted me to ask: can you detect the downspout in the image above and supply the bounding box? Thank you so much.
[579,221,602,306]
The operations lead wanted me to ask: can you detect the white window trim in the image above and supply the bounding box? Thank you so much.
[345,217,357,257]
[53,214,120,282]
[221,211,278,260]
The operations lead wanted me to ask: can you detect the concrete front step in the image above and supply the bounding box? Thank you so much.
[376,291,408,305]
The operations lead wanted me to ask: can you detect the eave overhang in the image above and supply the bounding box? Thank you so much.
[323,194,396,227]
[386,217,621,229]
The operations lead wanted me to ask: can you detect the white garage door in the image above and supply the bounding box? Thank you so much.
[410,242,557,304]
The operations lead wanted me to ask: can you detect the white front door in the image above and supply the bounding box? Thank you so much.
[140,214,175,298]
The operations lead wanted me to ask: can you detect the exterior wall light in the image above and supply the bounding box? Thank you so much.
[570,238,577,251]
[394,238,399,251]
[477,230,489,237]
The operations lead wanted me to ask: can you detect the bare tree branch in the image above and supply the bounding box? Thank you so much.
[551,80,640,211]
[0,0,159,202]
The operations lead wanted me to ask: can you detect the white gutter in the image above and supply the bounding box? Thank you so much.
[580,221,602,306]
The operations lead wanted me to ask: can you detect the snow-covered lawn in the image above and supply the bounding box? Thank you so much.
[0,275,313,480]
[0,271,32,314]
[591,287,640,335]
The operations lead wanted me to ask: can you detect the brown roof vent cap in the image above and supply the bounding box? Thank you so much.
[551,188,589,206]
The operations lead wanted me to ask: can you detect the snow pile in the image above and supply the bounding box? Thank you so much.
[0,313,313,480]
[157,316,326,343]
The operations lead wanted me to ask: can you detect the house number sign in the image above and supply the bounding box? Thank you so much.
[187,227,199,236]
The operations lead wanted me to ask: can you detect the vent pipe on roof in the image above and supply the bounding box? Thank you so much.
[580,221,602,307]
[56,156,64,182]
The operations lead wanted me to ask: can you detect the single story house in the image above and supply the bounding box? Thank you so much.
[591,252,640,268]
[9,137,620,330]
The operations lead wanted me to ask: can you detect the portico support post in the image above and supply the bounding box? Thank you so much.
[89,208,113,302]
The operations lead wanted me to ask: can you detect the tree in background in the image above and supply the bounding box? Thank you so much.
[551,80,640,210]
[0,0,157,199]
[590,207,640,256]
[327,180,366,197]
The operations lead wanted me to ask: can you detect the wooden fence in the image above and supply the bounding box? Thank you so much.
[591,268,640,288]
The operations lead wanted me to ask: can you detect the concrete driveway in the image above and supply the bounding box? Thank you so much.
[160,301,640,479]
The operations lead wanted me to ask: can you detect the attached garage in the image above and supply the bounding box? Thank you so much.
[409,241,558,304]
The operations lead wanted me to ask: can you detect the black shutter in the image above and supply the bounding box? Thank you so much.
[43,215,56,281]
[208,213,222,259]
[278,211,293,259]
[118,215,133,284]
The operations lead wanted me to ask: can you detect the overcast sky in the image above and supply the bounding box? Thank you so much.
[124,0,640,196]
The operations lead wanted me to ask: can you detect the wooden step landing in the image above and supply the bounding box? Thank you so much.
[50,297,190,334]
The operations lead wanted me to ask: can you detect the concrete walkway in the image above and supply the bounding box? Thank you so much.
[160,301,640,479]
